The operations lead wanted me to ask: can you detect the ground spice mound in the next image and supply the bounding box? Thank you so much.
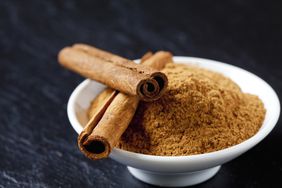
[91,63,266,156]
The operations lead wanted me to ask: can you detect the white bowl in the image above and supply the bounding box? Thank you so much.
[67,57,280,187]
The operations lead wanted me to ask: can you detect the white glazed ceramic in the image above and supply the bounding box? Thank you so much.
[67,57,280,187]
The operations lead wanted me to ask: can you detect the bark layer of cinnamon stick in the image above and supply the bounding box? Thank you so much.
[78,51,173,160]
[58,44,168,101]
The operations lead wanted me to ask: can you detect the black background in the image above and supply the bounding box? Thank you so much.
[0,0,281,187]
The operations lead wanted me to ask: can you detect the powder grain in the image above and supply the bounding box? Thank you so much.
[90,63,266,156]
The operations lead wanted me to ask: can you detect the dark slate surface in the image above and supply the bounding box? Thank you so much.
[0,0,281,187]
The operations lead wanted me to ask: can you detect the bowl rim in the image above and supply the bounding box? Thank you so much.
[68,56,280,162]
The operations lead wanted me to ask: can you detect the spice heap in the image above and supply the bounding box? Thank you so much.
[59,43,266,159]
[105,63,265,156]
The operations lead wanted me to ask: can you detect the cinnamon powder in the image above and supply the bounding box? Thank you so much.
[89,63,266,156]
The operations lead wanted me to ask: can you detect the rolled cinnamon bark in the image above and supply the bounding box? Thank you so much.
[78,51,172,160]
[58,44,169,101]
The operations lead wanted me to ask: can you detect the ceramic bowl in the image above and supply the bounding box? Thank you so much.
[67,57,280,187]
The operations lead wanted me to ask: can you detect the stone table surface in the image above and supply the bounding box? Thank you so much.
[0,1,281,187]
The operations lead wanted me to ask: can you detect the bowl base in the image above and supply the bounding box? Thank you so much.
[127,165,221,187]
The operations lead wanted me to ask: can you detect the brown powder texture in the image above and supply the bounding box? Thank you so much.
[89,63,266,156]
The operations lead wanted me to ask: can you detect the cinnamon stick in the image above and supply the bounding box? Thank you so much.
[58,44,169,101]
[77,51,173,160]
